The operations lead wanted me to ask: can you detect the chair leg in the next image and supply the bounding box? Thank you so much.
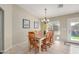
[41,44,47,51]
[41,48,43,51]
[29,45,34,52]
[41,45,43,51]
[45,47,47,51]
[29,46,31,52]
[64,41,66,45]
[47,43,51,48]
[35,47,39,53]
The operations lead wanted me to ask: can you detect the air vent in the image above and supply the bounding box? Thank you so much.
[58,4,63,8]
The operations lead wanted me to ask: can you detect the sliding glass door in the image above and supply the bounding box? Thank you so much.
[67,17,79,42]
[71,22,79,41]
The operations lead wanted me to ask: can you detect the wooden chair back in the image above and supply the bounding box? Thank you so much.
[46,31,51,42]
[41,31,54,51]
[28,32,35,45]
[28,32,39,52]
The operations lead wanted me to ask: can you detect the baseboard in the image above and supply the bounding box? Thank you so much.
[66,41,79,45]
[4,40,27,53]
[4,46,12,52]
[13,40,28,47]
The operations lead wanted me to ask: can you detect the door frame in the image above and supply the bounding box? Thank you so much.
[0,7,4,53]
[48,20,60,41]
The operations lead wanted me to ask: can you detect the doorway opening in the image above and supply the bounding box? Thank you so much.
[47,21,60,41]
[71,22,79,41]
[0,7,4,54]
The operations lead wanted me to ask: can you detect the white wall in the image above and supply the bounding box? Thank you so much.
[0,5,12,51]
[12,5,40,47]
[0,4,40,52]
[0,4,79,52]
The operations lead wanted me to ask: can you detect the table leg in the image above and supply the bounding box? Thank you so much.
[39,40,41,53]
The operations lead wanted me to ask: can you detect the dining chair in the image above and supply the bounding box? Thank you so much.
[41,31,50,51]
[41,31,54,51]
[47,31,54,44]
[28,32,39,53]
[45,31,52,47]
[41,38,47,51]
[50,31,54,44]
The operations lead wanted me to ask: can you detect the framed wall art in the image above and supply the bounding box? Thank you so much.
[23,19,30,28]
[34,21,39,29]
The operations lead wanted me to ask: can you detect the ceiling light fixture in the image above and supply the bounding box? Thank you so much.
[41,8,49,24]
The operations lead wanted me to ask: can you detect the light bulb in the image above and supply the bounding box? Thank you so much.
[47,19,49,22]
[43,19,45,21]
[41,20,43,22]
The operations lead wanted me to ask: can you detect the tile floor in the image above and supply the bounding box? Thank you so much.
[4,41,79,54]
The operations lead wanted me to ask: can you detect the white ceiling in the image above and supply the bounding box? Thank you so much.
[18,4,79,18]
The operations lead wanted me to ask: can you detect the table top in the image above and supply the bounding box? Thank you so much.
[36,36,46,41]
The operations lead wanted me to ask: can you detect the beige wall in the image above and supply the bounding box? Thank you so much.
[0,5,12,51]
[50,12,79,41]
[12,5,40,47]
